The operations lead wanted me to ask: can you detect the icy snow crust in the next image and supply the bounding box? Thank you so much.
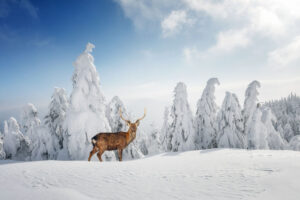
[0,149,299,200]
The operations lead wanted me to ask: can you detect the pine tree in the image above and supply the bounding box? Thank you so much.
[261,107,286,149]
[21,103,50,160]
[247,107,269,149]
[168,82,195,152]
[3,118,31,160]
[160,107,170,151]
[0,131,5,160]
[195,78,220,149]
[44,87,69,159]
[146,123,162,155]
[64,42,114,160]
[283,123,293,142]
[217,92,245,148]
[243,80,261,148]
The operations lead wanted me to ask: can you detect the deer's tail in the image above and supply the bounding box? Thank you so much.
[91,136,97,147]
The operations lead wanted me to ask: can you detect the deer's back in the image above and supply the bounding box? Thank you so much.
[92,132,128,150]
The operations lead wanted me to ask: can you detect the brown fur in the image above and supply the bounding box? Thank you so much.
[88,114,143,162]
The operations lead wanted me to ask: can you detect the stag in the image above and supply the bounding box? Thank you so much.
[88,108,146,162]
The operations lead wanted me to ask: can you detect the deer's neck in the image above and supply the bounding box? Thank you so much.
[126,129,137,145]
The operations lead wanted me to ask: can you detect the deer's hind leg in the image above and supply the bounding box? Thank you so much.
[88,147,98,161]
[118,149,123,161]
[97,149,104,162]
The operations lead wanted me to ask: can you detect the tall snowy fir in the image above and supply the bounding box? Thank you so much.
[243,80,261,148]
[106,96,143,160]
[217,92,245,148]
[195,78,220,149]
[20,103,50,160]
[167,82,195,152]
[247,106,269,149]
[289,135,300,151]
[0,131,5,160]
[146,123,162,155]
[261,107,286,150]
[64,43,114,160]
[3,118,31,160]
[44,87,69,159]
[160,107,170,151]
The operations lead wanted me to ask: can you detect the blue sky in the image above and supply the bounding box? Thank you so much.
[1,0,300,125]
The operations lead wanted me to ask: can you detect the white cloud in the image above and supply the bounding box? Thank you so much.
[161,10,192,37]
[268,36,300,68]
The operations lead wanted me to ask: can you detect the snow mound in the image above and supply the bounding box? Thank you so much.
[1,149,300,200]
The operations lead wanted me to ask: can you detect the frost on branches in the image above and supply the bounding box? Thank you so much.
[20,103,51,160]
[261,107,286,150]
[160,107,170,151]
[243,80,261,148]
[44,87,69,159]
[106,96,143,160]
[167,82,195,152]
[195,78,220,149]
[64,42,114,160]
[0,132,5,160]
[247,107,269,149]
[265,94,300,142]
[3,118,31,160]
[217,92,245,148]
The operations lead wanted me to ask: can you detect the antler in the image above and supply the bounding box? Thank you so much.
[136,108,146,122]
[119,108,130,124]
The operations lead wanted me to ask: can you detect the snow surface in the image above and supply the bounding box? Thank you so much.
[0,149,299,200]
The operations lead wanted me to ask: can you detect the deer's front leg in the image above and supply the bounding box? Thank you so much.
[118,149,123,161]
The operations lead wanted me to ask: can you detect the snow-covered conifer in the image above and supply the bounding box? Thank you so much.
[283,123,293,142]
[146,123,162,155]
[261,107,286,150]
[0,131,5,160]
[195,78,220,149]
[217,92,245,148]
[3,118,31,160]
[243,80,261,148]
[247,107,269,149]
[21,103,50,160]
[168,82,195,152]
[44,87,69,159]
[160,107,170,151]
[64,42,114,160]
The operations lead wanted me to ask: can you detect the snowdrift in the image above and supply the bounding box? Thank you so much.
[0,149,299,200]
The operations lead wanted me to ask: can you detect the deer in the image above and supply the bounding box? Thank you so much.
[88,108,146,162]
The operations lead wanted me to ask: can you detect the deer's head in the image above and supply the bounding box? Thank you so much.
[119,108,146,132]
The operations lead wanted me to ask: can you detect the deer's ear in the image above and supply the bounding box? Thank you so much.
[136,120,140,126]
[126,121,131,126]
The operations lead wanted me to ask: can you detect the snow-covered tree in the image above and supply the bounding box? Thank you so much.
[217,92,245,148]
[243,80,261,148]
[160,107,170,151]
[44,87,69,159]
[64,42,114,160]
[195,78,220,149]
[167,82,195,152]
[247,107,269,149]
[0,131,5,160]
[289,135,300,151]
[21,103,50,160]
[106,96,127,133]
[261,107,286,150]
[106,96,144,160]
[265,94,300,141]
[283,123,294,142]
[145,123,162,155]
[3,118,31,160]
